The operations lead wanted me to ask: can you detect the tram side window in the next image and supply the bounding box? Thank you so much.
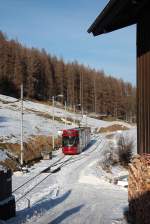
[62,136,79,146]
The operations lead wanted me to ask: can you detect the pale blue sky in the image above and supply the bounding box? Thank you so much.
[0,0,136,84]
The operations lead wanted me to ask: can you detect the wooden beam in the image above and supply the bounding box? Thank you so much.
[137,11,150,154]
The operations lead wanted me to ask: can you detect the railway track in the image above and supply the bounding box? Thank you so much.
[13,155,65,194]
[14,155,73,202]
[60,135,106,167]
[13,134,105,204]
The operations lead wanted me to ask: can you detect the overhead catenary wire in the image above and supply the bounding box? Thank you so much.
[20,83,23,166]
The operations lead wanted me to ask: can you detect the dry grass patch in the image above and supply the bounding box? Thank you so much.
[105,134,115,139]
[0,135,62,171]
[26,109,75,125]
[98,124,129,133]
[0,159,19,171]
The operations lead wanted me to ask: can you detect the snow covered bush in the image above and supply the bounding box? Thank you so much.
[100,135,134,172]
[117,135,133,167]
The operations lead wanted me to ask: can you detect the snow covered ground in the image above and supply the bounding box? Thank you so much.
[0,94,136,167]
[0,94,109,144]
[0,150,8,161]
[0,94,135,143]
[4,136,128,224]
[0,94,137,223]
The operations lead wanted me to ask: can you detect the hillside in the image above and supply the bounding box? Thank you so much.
[0,94,137,224]
[0,94,107,169]
[0,31,136,120]
[0,94,136,170]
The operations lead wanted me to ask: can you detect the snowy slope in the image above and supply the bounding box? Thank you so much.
[0,94,109,144]
[0,93,136,171]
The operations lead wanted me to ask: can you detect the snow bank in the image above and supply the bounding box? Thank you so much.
[0,164,7,172]
[0,150,8,161]
[0,94,19,103]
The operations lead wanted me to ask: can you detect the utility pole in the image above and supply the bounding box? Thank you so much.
[73,105,76,125]
[80,72,84,116]
[52,96,55,150]
[113,102,118,119]
[65,101,67,128]
[52,94,64,150]
[73,104,81,126]
[86,113,87,127]
[20,83,23,166]
[94,77,97,114]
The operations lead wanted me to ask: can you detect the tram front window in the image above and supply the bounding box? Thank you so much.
[62,136,79,147]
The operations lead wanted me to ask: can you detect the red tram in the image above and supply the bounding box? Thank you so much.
[62,127,91,155]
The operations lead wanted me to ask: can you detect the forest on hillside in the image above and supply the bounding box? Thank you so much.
[0,31,136,120]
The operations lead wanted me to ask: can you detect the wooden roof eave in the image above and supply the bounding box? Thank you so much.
[88,0,149,36]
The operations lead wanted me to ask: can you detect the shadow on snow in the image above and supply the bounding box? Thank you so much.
[49,204,84,224]
[8,190,72,224]
[83,139,97,152]
[0,116,8,123]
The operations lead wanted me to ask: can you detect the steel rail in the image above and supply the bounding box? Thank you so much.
[15,156,74,203]
[14,135,104,203]
[12,155,66,194]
